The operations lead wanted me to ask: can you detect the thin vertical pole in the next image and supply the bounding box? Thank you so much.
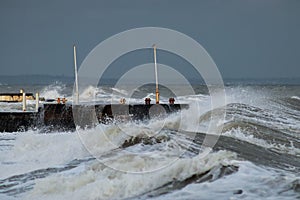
[22,92,26,111]
[35,93,39,112]
[73,45,79,104]
[153,44,159,104]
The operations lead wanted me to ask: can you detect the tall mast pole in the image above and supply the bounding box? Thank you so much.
[73,45,79,104]
[153,44,159,104]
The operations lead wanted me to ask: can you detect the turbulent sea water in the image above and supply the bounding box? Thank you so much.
[0,83,299,200]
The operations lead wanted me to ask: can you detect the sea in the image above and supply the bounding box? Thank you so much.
[0,81,299,200]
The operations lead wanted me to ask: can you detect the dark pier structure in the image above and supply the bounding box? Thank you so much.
[0,44,190,132]
[0,103,188,132]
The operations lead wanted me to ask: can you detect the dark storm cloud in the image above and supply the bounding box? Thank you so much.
[0,0,299,79]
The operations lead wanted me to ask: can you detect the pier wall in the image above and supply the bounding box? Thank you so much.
[0,103,188,132]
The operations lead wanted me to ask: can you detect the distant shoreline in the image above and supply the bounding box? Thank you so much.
[0,75,299,86]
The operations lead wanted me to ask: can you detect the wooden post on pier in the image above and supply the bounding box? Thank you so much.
[35,93,39,112]
[22,92,26,111]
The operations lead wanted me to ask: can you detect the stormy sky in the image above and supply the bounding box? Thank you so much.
[0,0,299,80]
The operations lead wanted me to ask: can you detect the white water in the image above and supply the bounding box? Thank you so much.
[291,96,300,101]
[0,84,299,199]
[40,82,68,99]
[0,131,87,179]
[153,161,300,200]
[223,127,300,156]
[26,151,236,200]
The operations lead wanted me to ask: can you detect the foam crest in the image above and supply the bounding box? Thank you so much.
[0,130,88,179]
[26,151,236,200]
[152,161,300,200]
[223,127,300,156]
[40,82,67,99]
[291,96,300,101]
[79,86,103,100]
[111,87,128,95]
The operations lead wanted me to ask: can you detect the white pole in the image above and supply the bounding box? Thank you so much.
[73,45,79,104]
[153,44,159,104]
[22,92,26,111]
[35,93,39,112]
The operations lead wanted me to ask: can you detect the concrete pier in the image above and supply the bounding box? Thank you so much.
[0,111,40,132]
[0,103,188,132]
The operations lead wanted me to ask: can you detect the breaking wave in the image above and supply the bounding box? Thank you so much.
[0,84,299,199]
[40,82,68,99]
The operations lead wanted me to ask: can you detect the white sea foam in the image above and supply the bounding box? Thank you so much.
[26,151,236,200]
[78,86,129,104]
[40,82,67,99]
[0,194,17,200]
[152,161,300,200]
[0,130,88,179]
[0,85,299,200]
[79,85,105,100]
[225,86,272,109]
[291,96,300,101]
[0,119,185,179]
[223,127,300,156]
[111,87,128,95]
[0,123,141,179]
